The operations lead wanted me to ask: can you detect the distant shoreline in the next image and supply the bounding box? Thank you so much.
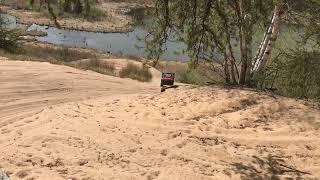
[0,2,145,33]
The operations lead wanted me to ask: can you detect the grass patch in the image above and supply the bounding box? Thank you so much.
[15,43,96,62]
[154,60,224,85]
[74,58,115,76]
[0,42,115,75]
[82,7,106,21]
[175,70,207,85]
[119,63,152,82]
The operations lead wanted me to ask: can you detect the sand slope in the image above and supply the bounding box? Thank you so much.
[0,60,320,180]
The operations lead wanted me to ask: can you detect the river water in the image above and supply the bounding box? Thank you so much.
[1,13,188,60]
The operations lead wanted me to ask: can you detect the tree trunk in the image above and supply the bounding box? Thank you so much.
[239,28,248,85]
[30,0,35,7]
[74,0,82,14]
[252,0,283,73]
[224,55,231,84]
[64,0,71,12]
[245,19,253,84]
[84,0,91,16]
[46,0,60,27]
[238,0,252,85]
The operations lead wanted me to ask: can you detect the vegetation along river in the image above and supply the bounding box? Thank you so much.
[1,12,302,61]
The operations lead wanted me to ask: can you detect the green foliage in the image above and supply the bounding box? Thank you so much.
[27,0,104,21]
[0,15,20,52]
[255,49,320,99]
[146,0,320,86]
[59,0,105,20]
[119,63,152,82]
[289,0,320,47]
[146,0,274,84]
[176,70,206,85]
[82,6,105,21]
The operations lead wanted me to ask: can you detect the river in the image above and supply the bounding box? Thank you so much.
[1,13,188,60]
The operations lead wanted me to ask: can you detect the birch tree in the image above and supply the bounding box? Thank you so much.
[252,0,283,73]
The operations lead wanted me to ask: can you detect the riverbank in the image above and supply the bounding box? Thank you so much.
[0,2,147,33]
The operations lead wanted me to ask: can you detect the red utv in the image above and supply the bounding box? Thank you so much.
[160,72,175,87]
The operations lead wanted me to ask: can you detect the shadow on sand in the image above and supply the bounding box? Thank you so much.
[161,85,179,92]
[231,154,311,180]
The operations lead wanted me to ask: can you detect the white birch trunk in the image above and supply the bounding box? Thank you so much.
[252,1,282,72]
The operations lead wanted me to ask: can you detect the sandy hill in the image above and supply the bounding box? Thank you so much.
[0,59,319,180]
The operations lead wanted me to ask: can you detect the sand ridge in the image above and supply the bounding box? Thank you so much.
[0,60,320,179]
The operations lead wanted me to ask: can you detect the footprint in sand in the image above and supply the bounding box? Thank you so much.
[15,170,30,179]
[182,120,196,126]
[167,131,183,139]
[176,140,188,148]
[24,120,34,123]
[16,130,23,136]
[147,171,161,180]
[13,124,25,128]
[1,129,11,134]
[160,149,168,156]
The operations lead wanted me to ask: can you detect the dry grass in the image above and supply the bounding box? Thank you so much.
[0,42,116,76]
[119,63,152,82]
[18,29,48,37]
[0,0,29,10]
[13,42,97,62]
[101,0,153,5]
[72,58,115,76]
[0,40,221,85]
[154,60,224,85]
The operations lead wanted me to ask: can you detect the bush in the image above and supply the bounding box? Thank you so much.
[77,58,115,76]
[176,70,204,85]
[255,49,320,99]
[175,66,223,85]
[17,45,95,62]
[119,63,152,82]
[82,6,106,21]
[0,15,20,52]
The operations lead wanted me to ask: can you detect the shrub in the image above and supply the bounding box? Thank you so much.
[119,63,152,82]
[255,49,320,100]
[176,67,222,85]
[176,70,203,85]
[17,45,95,62]
[77,58,115,76]
[82,6,106,21]
[0,15,20,52]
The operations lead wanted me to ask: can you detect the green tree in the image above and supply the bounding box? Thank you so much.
[0,15,20,52]
[146,0,319,86]
[255,0,320,99]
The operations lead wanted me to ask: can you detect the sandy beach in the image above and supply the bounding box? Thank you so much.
[0,59,320,179]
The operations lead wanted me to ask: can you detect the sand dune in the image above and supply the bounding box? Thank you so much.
[0,60,320,180]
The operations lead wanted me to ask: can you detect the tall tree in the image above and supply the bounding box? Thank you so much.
[146,0,318,85]
[0,15,20,52]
